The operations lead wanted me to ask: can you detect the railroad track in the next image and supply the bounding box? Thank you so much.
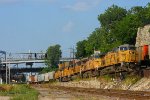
[49,86,150,100]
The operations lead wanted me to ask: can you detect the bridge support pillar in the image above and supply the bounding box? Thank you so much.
[26,62,33,75]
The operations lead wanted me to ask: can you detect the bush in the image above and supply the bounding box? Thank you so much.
[40,66,58,74]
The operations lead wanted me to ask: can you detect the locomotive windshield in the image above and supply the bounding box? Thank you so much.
[119,47,135,51]
[120,47,128,50]
[129,47,136,50]
[119,44,136,51]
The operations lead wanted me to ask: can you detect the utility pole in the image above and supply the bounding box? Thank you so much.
[69,48,72,61]
[69,47,75,67]
[5,52,7,84]
[73,47,75,61]
[69,47,75,59]
[17,64,18,83]
[8,63,10,84]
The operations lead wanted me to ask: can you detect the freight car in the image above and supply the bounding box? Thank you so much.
[27,44,150,83]
[27,71,55,83]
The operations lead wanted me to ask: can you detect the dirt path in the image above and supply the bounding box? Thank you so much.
[0,96,10,100]
[49,86,150,100]
[37,88,76,100]
[33,85,150,100]
[34,86,115,100]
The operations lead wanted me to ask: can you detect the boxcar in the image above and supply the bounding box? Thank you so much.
[44,73,49,82]
[37,74,44,82]
[29,75,35,83]
[48,71,55,80]
[34,75,38,83]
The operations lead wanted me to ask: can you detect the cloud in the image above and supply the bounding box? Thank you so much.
[0,0,57,4]
[63,0,102,12]
[64,2,90,11]
[62,21,74,33]
[29,0,56,3]
[0,0,20,4]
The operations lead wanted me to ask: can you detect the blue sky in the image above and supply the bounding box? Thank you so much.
[0,0,149,57]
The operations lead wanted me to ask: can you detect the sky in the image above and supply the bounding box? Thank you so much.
[0,0,150,57]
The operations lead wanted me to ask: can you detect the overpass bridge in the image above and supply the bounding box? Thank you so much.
[1,59,45,64]
[0,67,44,73]
[0,51,73,84]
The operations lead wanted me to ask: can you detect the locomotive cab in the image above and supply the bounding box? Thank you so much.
[118,44,138,63]
[118,44,136,51]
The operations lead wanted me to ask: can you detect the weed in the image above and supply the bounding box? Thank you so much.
[148,28,150,33]
[99,75,112,82]
[123,75,141,86]
[0,84,38,100]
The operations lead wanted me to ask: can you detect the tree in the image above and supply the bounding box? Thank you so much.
[76,40,87,58]
[45,44,62,67]
[96,5,127,52]
[40,67,57,74]
[75,3,150,58]
[85,28,103,55]
[111,14,142,45]
[98,5,127,30]
[111,5,150,45]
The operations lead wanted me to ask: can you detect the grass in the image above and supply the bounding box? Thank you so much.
[99,75,113,82]
[73,77,83,82]
[72,76,94,82]
[123,75,141,86]
[0,84,39,100]
[148,28,150,33]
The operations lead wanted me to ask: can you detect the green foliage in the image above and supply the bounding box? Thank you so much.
[98,5,127,29]
[11,85,38,100]
[100,75,112,82]
[0,84,38,100]
[123,75,141,86]
[40,66,58,74]
[85,28,101,55]
[45,44,62,67]
[76,40,87,58]
[111,14,142,44]
[76,3,150,57]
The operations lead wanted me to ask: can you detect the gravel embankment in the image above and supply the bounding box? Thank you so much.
[54,78,150,91]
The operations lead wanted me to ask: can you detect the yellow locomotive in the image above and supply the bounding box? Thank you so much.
[54,44,148,81]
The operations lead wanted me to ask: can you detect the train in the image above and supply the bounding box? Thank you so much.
[26,71,55,84]
[26,44,150,83]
